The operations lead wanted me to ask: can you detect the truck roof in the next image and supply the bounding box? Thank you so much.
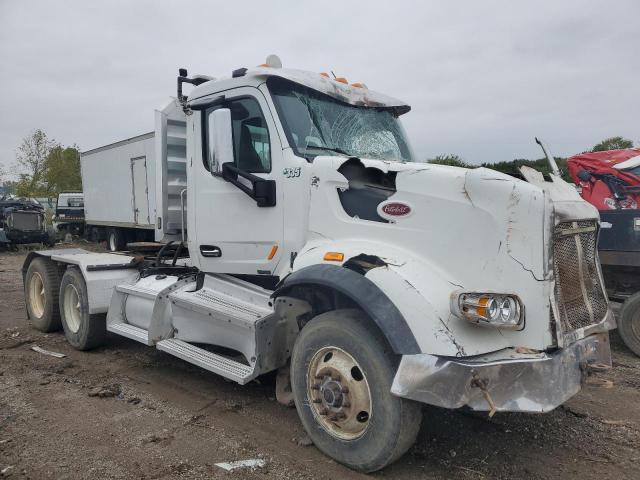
[187,66,411,115]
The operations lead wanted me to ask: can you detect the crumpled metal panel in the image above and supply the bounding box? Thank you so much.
[391,332,611,413]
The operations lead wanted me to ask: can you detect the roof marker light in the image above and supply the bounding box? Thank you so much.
[334,77,348,84]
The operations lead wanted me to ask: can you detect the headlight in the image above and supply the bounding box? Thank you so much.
[450,292,523,329]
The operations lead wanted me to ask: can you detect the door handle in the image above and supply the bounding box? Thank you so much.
[200,245,222,257]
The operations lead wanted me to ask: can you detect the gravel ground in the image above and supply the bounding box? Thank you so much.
[1,245,639,479]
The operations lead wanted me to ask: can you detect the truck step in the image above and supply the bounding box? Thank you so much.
[107,322,152,345]
[156,339,254,384]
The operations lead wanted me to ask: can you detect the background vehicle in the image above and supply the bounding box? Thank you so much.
[80,107,186,252]
[0,195,54,248]
[568,148,640,355]
[21,57,613,472]
[54,192,85,236]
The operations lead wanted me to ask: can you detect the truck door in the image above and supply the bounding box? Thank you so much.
[191,88,284,276]
[131,156,150,225]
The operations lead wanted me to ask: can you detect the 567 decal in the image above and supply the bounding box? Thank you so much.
[283,167,301,178]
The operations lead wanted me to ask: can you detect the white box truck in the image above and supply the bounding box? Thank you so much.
[81,99,187,251]
[21,56,614,472]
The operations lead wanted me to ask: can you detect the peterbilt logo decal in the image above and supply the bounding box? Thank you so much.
[378,201,413,220]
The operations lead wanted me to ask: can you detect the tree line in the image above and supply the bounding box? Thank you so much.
[427,136,636,181]
[0,129,81,198]
[0,131,636,198]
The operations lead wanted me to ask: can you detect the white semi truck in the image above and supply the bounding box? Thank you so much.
[22,57,614,472]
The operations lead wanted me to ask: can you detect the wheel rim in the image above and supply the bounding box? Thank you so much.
[29,272,46,318]
[63,284,82,333]
[109,233,116,251]
[307,346,372,440]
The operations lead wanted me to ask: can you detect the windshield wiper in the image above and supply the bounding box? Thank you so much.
[305,145,353,157]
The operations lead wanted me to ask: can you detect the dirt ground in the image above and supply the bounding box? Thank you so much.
[1,246,640,479]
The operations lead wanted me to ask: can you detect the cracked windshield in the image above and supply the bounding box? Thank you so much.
[268,77,415,162]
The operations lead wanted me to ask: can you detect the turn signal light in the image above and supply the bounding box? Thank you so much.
[267,245,278,260]
[323,252,344,262]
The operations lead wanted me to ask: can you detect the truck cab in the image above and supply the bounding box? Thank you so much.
[54,192,84,236]
[21,57,614,472]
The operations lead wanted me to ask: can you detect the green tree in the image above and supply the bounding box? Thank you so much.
[591,136,633,152]
[427,154,471,168]
[14,129,56,196]
[481,157,571,182]
[46,146,82,193]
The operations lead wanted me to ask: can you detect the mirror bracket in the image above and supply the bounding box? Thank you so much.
[222,163,277,207]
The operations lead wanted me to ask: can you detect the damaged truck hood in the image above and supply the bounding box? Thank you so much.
[298,156,565,356]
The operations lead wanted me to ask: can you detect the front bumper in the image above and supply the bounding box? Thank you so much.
[391,332,611,413]
[4,230,50,245]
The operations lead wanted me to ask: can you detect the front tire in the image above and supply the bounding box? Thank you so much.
[619,293,640,357]
[25,257,62,332]
[59,267,106,350]
[290,309,422,472]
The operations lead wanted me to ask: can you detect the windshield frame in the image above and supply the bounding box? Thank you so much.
[266,77,415,162]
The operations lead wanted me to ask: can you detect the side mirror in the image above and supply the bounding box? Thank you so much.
[207,108,233,174]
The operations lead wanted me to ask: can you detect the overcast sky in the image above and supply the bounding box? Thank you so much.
[1,0,638,178]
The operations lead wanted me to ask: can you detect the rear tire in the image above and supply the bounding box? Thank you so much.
[290,309,422,472]
[25,257,62,332]
[59,267,106,350]
[107,228,126,252]
[619,293,640,357]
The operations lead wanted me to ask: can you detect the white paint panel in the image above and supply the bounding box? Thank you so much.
[81,134,155,228]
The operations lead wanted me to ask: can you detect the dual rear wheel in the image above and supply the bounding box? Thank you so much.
[25,259,105,350]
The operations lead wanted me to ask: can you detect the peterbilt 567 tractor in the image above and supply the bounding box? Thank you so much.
[21,57,614,472]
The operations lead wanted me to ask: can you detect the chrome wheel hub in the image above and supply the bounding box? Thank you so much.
[307,346,372,440]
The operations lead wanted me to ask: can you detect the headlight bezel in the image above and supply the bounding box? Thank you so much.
[450,291,524,330]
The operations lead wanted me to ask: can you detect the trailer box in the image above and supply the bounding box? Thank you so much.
[80,99,186,250]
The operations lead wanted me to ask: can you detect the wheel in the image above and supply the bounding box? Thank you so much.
[59,267,106,350]
[619,293,640,356]
[24,257,62,332]
[107,228,126,252]
[290,309,422,472]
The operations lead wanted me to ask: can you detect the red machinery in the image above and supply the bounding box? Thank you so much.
[567,148,640,356]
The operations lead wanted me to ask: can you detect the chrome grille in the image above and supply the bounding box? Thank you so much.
[552,220,608,333]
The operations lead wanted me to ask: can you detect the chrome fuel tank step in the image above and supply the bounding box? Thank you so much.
[156,338,255,384]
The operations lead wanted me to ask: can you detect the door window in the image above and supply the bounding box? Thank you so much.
[205,97,271,173]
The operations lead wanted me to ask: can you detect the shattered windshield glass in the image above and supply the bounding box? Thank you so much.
[267,77,415,162]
